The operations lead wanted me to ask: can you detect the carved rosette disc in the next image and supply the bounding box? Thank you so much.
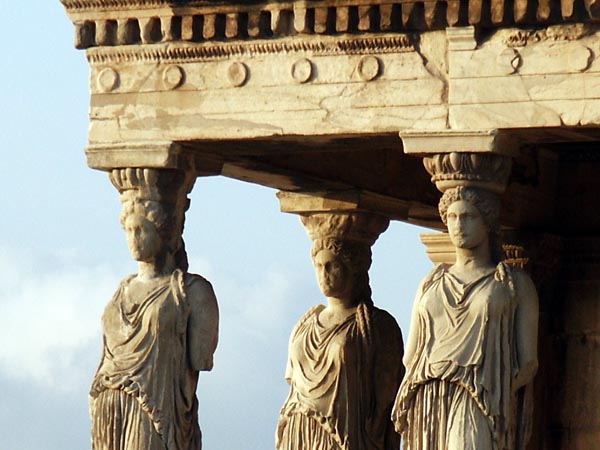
[97,67,119,92]
[162,65,184,90]
[568,45,593,71]
[357,56,381,81]
[227,61,248,87]
[291,58,313,84]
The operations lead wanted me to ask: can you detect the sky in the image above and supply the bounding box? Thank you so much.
[0,3,432,450]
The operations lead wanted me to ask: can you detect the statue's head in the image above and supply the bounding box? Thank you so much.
[438,186,502,258]
[120,199,168,263]
[301,213,388,305]
[110,168,195,271]
[310,238,370,302]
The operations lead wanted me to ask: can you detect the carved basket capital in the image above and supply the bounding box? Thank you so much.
[423,152,511,194]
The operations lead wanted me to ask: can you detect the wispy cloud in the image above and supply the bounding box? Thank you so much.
[0,248,122,390]
[0,248,314,450]
[188,254,315,450]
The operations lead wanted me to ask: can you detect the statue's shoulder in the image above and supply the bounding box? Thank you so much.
[420,263,447,293]
[300,304,325,322]
[176,270,217,306]
[291,304,324,335]
[109,274,136,301]
[510,265,535,285]
[118,274,136,287]
[183,271,212,288]
[371,306,403,340]
[495,262,537,302]
[370,307,404,360]
[507,264,537,301]
[371,306,400,329]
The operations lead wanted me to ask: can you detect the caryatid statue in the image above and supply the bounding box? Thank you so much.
[277,212,404,450]
[392,153,539,450]
[90,168,219,450]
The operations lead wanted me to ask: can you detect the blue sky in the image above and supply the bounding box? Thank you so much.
[0,3,432,449]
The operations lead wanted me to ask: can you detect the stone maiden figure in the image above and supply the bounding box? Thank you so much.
[277,213,404,450]
[90,168,219,450]
[392,185,539,450]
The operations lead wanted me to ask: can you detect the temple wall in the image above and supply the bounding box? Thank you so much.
[550,237,600,449]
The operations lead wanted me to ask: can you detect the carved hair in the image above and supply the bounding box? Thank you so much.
[111,168,194,272]
[119,198,189,271]
[311,238,373,346]
[119,199,167,230]
[302,213,387,350]
[438,186,503,263]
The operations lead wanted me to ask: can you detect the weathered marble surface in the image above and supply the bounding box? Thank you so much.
[54,20,600,168]
[90,168,219,450]
[392,155,539,450]
[277,212,404,450]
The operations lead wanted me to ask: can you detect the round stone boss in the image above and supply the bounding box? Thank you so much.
[162,65,185,90]
[291,58,313,83]
[97,67,120,92]
[227,61,249,87]
[356,56,382,81]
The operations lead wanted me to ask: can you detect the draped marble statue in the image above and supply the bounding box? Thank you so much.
[392,175,539,450]
[90,168,219,450]
[277,213,404,450]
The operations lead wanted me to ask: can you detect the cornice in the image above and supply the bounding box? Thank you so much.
[63,0,600,50]
[61,0,261,10]
[86,34,413,64]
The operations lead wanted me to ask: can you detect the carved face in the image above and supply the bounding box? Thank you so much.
[124,214,162,262]
[446,200,489,250]
[313,249,353,298]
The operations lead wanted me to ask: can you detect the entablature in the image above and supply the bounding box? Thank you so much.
[61,0,600,236]
[63,0,600,49]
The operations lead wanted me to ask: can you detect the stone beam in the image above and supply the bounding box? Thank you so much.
[419,232,456,265]
[420,231,533,267]
[400,129,519,156]
[61,0,600,234]
[84,33,446,147]
[445,25,600,131]
[277,189,409,220]
[86,141,224,175]
[62,15,600,171]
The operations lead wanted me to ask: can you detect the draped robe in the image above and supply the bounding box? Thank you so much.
[393,263,533,450]
[277,304,404,450]
[90,270,217,450]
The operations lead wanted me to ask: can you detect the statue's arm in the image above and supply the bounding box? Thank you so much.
[284,329,294,384]
[402,280,425,368]
[513,271,539,391]
[374,312,405,397]
[371,312,404,446]
[187,277,219,372]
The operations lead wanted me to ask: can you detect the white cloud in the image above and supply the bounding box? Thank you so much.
[189,254,311,337]
[0,248,122,391]
[188,253,315,450]
[0,247,318,450]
